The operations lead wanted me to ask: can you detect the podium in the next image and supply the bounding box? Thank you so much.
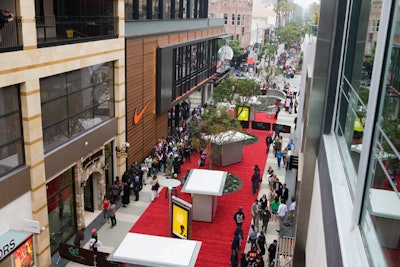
[182,169,227,222]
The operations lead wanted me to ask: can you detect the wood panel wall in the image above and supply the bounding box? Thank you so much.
[126,27,224,165]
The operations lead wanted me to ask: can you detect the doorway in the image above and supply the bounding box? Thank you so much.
[84,174,94,212]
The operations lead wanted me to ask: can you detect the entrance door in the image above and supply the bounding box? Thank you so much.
[84,174,94,212]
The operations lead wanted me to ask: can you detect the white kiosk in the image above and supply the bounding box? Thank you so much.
[181,169,227,222]
[111,233,202,267]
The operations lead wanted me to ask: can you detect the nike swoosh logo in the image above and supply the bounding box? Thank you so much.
[133,102,150,124]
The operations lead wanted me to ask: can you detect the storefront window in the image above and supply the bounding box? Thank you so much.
[40,62,115,152]
[46,168,76,254]
[0,85,24,177]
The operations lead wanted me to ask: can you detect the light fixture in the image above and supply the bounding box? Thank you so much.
[116,142,130,158]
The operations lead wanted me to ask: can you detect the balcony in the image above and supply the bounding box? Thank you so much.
[0,17,23,52]
[35,16,118,47]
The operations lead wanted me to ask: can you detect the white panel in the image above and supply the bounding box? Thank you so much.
[306,161,328,267]
[0,192,33,236]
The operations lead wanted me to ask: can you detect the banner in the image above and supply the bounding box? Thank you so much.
[58,243,121,267]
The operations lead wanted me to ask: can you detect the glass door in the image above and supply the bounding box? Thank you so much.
[84,174,94,212]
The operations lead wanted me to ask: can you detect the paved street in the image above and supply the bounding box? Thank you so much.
[53,44,303,266]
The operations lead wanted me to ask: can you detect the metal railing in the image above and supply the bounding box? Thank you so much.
[0,17,23,51]
[35,16,118,44]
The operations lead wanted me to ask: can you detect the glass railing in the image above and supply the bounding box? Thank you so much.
[35,16,118,45]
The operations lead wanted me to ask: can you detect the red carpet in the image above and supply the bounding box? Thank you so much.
[130,112,276,266]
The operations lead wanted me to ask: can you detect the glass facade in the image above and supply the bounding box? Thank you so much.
[174,39,217,99]
[40,62,115,152]
[125,0,208,20]
[334,0,400,266]
[0,85,24,177]
[46,168,75,254]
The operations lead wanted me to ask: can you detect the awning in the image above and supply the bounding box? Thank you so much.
[247,57,255,65]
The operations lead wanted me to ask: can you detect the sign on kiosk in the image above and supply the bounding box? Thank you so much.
[171,196,192,240]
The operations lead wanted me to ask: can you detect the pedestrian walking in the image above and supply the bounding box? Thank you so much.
[233,207,245,227]
[271,196,280,222]
[251,167,260,194]
[251,199,261,230]
[133,174,141,201]
[109,201,117,227]
[287,197,296,226]
[89,228,102,252]
[276,150,283,169]
[257,231,266,256]
[102,196,110,223]
[266,134,273,154]
[248,224,258,247]
[230,230,240,267]
[260,207,271,233]
[268,240,277,265]
[276,199,288,232]
[74,224,85,247]
[150,175,160,201]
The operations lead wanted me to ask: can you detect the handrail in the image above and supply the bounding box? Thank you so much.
[35,16,118,44]
[0,16,22,51]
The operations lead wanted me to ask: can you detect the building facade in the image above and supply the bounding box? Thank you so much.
[294,0,400,266]
[0,0,225,266]
[0,0,126,266]
[124,0,226,165]
[208,0,253,48]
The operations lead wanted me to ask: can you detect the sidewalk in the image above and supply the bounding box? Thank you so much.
[52,173,172,266]
[243,74,301,264]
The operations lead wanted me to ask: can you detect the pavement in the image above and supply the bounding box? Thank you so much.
[52,60,302,267]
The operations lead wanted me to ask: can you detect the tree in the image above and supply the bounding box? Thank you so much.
[230,40,242,56]
[189,106,242,169]
[277,20,303,46]
[261,42,278,66]
[213,78,260,115]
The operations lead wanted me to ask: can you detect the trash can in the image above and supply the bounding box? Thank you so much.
[66,29,73,38]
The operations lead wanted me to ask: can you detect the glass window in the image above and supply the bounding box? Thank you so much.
[224,13,227,24]
[41,74,67,102]
[152,0,160,19]
[232,14,235,25]
[165,0,172,19]
[237,14,240,25]
[47,169,76,254]
[172,39,217,102]
[335,1,379,193]
[0,85,24,177]
[125,0,134,20]
[139,0,148,19]
[40,62,115,152]
[360,3,400,267]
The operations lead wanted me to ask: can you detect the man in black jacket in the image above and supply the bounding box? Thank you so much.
[0,9,14,30]
[266,134,273,154]
[268,240,277,265]
[230,231,241,266]
[281,183,289,203]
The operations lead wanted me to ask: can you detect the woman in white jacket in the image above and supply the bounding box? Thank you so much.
[149,175,160,201]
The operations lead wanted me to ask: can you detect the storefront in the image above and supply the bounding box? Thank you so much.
[46,141,114,254]
[0,231,35,267]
